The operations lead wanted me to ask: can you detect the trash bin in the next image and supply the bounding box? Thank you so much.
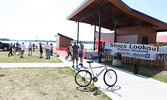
[112,53,122,66]
[114,53,122,60]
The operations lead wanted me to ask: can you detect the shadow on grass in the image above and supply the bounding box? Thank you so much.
[76,86,96,92]
[76,86,101,96]
[0,74,5,77]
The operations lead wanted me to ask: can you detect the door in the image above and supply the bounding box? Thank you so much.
[142,36,148,44]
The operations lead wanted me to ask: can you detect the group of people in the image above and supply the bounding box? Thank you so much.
[8,42,36,58]
[7,41,104,65]
[65,41,106,68]
[8,42,53,59]
[28,42,36,56]
[66,41,84,68]
[39,42,53,59]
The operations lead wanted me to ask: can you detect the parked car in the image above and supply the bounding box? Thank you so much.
[0,41,10,51]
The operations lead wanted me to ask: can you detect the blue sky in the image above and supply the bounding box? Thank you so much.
[123,0,167,22]
[0,0,167,41]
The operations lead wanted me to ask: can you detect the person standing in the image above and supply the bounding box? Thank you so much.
[28,42,32,56]
[8,43,13,57]
[13,43,16,55]
[103,42,105,51]
[99,41,103,54]
[71,42,79,68]
[16,42,18,51]
[50,43,53,56]
[18,43,21,55]
[39,43,43,58]
[79,41,84,66]
[20,42,25,58]
[65,44,72,60]
[45,42,50,59]
[32,43,35,52]
[16,42,19,53]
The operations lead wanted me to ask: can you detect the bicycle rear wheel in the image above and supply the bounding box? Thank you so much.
[104,69,117,87]
[75,70,92,87]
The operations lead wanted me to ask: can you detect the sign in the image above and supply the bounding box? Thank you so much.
[105,43,167,61]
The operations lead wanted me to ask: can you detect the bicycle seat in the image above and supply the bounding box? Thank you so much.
[86,61,94,64]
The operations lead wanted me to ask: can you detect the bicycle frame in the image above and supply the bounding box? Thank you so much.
[88,63,108,78]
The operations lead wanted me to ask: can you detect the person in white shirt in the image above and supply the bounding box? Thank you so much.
[28,42,32,56]
[20,42,25,58]
[45,42,50,59]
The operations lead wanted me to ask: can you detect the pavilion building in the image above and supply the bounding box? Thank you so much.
[67,0,167,63]
[67,0,167,44]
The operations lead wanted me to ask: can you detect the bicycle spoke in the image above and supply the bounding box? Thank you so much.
[106,72,112,78]
[104,69,117,87]
[75,70,92,87]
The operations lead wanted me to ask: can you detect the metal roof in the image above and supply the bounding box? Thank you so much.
[67,0,167,32]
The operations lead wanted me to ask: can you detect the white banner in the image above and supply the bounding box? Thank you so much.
[104,43,167,61]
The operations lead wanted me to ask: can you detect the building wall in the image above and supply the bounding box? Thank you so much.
[116,25,157,44]
[59,36,71,48]
[96,32,114,42]
[117,35,138,44]
[140,26,157,44]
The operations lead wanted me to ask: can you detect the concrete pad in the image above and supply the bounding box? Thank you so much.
[69,59,167,100]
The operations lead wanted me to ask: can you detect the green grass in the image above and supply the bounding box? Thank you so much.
[104,60,167,83]
[0,67,111,100]
[0,74,5,77]
[0,49,62,63]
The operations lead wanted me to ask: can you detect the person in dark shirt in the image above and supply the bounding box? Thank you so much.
[8,43,13,57]
[50,43,53,56]
[99,41,103,54]
[71,42,79,68]
[39,43,43,58]
[16,42,19,52]
[103,42,105,51]
[33,43,35,52]
[16,42,19,53]
[65,44,72,60]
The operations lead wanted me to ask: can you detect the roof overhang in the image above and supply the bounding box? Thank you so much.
[57,33,73,40]
[67,0,167,32]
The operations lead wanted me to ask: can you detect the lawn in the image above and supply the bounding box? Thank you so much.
[0,50,62,63]
[0,67,111,100]
[104,60,167,83]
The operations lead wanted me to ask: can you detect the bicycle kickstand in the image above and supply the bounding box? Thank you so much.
[92,82,98,96]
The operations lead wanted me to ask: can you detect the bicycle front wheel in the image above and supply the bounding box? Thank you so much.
[75,70,92,87]
[104,69,117,87]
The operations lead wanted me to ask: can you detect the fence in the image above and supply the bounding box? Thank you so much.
[105,54,167,69]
